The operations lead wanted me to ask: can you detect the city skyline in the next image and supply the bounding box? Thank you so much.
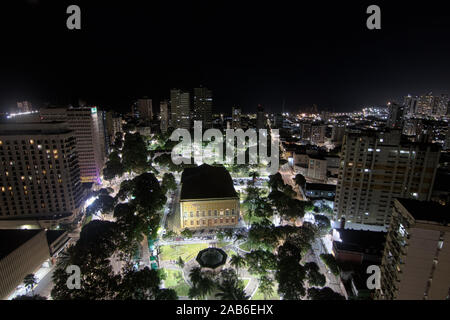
[1,1,450,113]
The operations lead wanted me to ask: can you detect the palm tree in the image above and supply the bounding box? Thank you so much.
[176,257,185,269]
[188,286,201,300]
[189,267,203,287]
[23,274,38,294]
[197,276,215,299]
[215,281,249,300]
[230,254,246,275]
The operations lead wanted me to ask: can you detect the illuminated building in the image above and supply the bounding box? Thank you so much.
[137,98,153,122]
[378,199,450,300]
[179,164,239,229]
[0,122,83,229]
[170,89,191,130]
[160,100,170,133]
[334,130,440,229]
[40,107,106,183]
[193,87,213,129]
[232,107,242,129]
[16,101,32,113]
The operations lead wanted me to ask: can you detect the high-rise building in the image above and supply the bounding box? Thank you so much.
[16,101,32,113]
[0,122,83,229]
[387,102,405,129]
[256,104,266,129]
[301,123,312,141]
[403,95,418,117]
[193,87,213,129]
[160,100,170,133]
[311,124,327,145]
[444,123,450,151]
[137,98,153,122]
[273,113,284,129]
[334,130,440,228]
[170,89,191,130]
[331,125,346,146]
[40,107,106,184]
[231,107,241,129]
[106,112,122,144]
[378,199,450,300]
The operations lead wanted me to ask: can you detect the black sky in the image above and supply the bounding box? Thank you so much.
[0,0,450,114]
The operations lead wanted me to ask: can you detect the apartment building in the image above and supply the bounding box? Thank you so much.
[40,107,106,183]
[378,198,450,300]
[334,130,440,228]
[0,122,83,228]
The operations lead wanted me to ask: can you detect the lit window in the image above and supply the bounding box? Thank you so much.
[29,140,34,144]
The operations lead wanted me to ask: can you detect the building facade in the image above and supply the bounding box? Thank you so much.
[160,100,170,133]
[193,87,213,129]
[232,107,241,129]
[0,122,83,228]
[40,107,106,184]
[378,199,450,300]
[137,98,153,122]
[334,130,440,228]
[0,229,50,299]
[179,164,239,230]
[170,89,191,130]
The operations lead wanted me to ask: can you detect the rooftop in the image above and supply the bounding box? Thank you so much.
[334,228,386,255]
[397,198,449,225]
[196,247,228,269]
[180,164,238,200]
[0,229,41,260]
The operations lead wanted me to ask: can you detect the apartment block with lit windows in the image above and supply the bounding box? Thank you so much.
[333,130,440,228]
[378,198,450,300]
[179,164,239,229]
[0,122,83,229]
[40,107,106,183]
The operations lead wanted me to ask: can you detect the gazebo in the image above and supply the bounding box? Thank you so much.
[195,247,228,271]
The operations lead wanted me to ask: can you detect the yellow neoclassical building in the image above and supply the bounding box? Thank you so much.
[179,164,240,229]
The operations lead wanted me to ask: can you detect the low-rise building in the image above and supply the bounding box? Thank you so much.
[0,229,68,299]
[179,164,240,230]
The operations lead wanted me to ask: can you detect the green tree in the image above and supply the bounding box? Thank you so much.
[189,267,203,287]
[294,173,306,190]
[161,173,177,193]
[230,254,246,275]
[245,250,277,276]
[314,215,331,236]
[122,133,149,174]
[215,269,249,300]
[258,275,275,300]
[180,228,193,239]
[320,254,340,276]
[304,262,326,287]
[103,151,124,181]
[275,242,307,300]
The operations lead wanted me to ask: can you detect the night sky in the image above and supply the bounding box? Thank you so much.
[1,0,450,114]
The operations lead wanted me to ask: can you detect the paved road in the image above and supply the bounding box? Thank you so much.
[34,267,55,299]
[309,238,346,297]
[279,164,305,201]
